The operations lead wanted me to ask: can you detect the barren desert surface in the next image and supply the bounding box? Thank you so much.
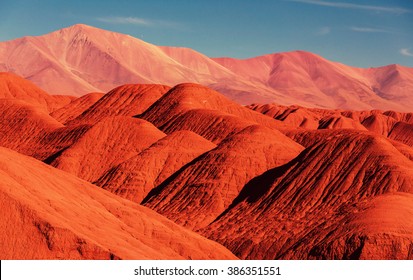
[1,25,413,260]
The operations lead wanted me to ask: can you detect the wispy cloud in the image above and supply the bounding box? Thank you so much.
[96,16,185,30]
[96,16,151,26]
[317,26,331,35]
[350,26,390,33]
[400,48,413,57]
[288,0,411,14]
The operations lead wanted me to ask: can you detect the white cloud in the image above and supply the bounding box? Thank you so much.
[96,16,151,26]
[350,27,390,33]
[400,48,413,57]
[288,0,411,14]
[317,26,331,35]
[95,16,188,31]
[96,16,185,30]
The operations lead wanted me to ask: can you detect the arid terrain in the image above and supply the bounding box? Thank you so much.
[1,25,413,260]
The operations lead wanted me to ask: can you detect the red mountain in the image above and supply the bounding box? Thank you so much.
[0,72,73,112]
[143,125,303,230]
[96,130,217,203]
[203,131,413,259]
[50,117,166,182]
[0,147,236,259]
[1,67,413,260]
[67,84,170,126]
[50,92,104,123]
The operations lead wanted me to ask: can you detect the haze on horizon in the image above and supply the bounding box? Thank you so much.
[0,0,412,67]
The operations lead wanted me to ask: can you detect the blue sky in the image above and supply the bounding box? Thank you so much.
[0,0,412,67]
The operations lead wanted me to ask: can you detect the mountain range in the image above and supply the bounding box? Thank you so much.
[1,24,413,111]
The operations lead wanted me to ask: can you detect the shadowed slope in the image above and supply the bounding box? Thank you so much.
[96,130,216,203]
[50,94,77,110]
[248,103,371,130]
[0,99,64,156]
[250,103,413,149]
[139,83,288,143]
[143,125,303,230]
[249,103,376,131]
[141,83,284,127]
[388,122,413,147]
[0,97,95,162]
[318,114,367,130]
[50,92,104,124]
[203,131,413,259]
[285,192,413,259]
[158,109,258,144]
[68,84,170,126]
[361,114,397,136]
[0,147,237,260]
[288,129,413,164]
[51,117,165,182]
[247,104,321,129]
[383,111,413,124]
[51,117,166,182]
[388,140,413,162]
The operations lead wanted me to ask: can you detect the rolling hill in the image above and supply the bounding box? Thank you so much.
[0,146,236,260]
[1,55,413,260]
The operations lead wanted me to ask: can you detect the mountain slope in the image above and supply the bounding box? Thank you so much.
[51,117,166,182]
[96,130,216,203]
[50,92,104,123]
[1,24,413,110]
[0,24,238,96]
[203,131,413,259]
[0,147,236,259]
[0,99,64,157]
[67,84,170,126]
[143,125,303,230]
[139,83,289,143]
[213,51,413,111]
[0,72,72,112]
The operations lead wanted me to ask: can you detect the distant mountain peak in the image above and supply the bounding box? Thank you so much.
[1,24,412,111]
